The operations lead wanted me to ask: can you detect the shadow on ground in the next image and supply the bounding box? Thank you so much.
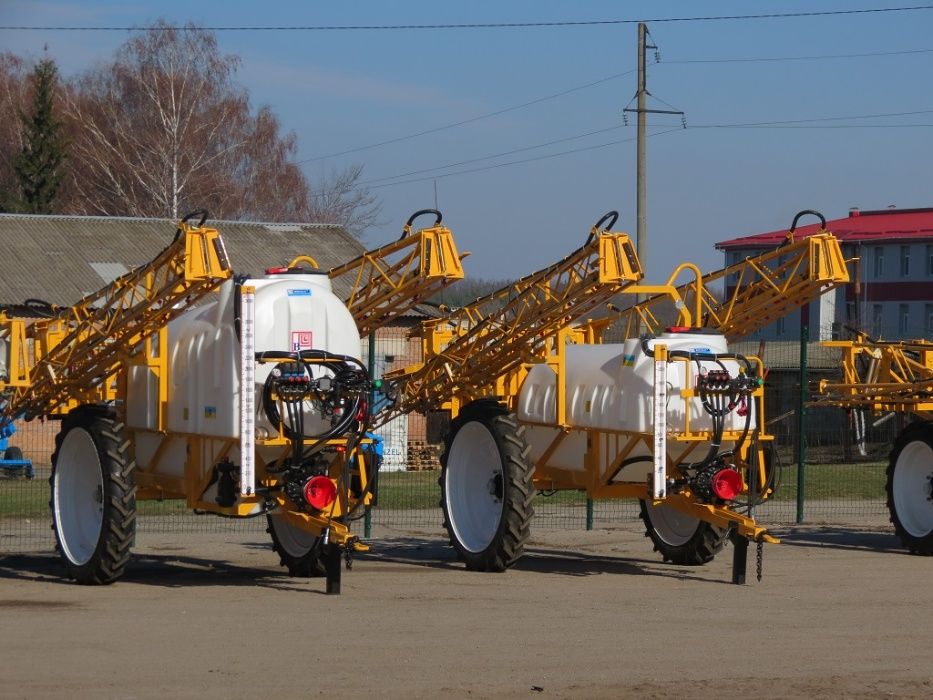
[775,526,906,554]
[3,527,903,590]
[358,537,718,584]
[0,550,318,592]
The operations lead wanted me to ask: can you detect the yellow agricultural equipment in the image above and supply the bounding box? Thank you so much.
[816,333,933,554]
[0,209,464,593]
[382,210,849,583]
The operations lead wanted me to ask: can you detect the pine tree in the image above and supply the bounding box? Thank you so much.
[13,58,66,214]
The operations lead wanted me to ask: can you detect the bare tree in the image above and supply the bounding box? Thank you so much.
[57,20,379,233]
[0,53,28,211]
[308,164,382,236]
[61,22,252,219]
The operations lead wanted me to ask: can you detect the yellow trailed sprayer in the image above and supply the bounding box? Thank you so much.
[382,210,850,583]
[0,209,464,594]
[815,333,933,554]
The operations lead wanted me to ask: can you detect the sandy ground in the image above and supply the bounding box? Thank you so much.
[0,521,930,700]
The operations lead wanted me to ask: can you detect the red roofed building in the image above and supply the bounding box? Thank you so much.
[716,207,933,341]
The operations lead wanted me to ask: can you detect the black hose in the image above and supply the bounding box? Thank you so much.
[586,210,620,243]
[400,209,443,239]
[259,350,369,443]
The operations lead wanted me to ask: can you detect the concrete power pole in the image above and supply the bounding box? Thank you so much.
[636,22,649,279]
[623,24,683,289]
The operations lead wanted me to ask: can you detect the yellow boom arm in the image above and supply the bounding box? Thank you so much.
[329,209,464,336]
[613,228,849,342]
[0,212,232,423]
[382,212,642,417]
[816,334,933,419]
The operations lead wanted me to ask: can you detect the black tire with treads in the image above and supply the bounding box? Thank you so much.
[886,421,933,555]
[440,400,534,571]
[267,513,327,576]
[50,406,136,584]
[639,499,727,565]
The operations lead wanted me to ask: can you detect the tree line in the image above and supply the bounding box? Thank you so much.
[0,21,380,236]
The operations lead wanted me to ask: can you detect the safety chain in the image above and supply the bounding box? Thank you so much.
[756,540,764,582]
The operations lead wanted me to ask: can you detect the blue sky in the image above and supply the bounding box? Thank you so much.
[2,1,932,283]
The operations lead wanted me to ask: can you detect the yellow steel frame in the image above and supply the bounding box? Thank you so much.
[515,346,776,542]
[378,219,842,546]
[0,213,464,546]
[817,333,933,419]
[131,429,374,547]
[612,231,850,342]
[0,219,231,424]
[329,219,465,336]
[381,225,642,418]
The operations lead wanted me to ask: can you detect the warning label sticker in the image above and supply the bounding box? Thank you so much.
[292,331,313,352]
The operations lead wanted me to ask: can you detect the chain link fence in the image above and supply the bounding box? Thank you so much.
[0,339,901,554]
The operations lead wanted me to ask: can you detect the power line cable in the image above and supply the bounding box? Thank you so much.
[683,109,933,128]
[358,124,626,185]
[692,123,933,129]
[361,108,933,186]
[666,47,933,64]
[309,46,933,162]
[364,128,685,190]
[301,70,634,162]
[3,6,932,31]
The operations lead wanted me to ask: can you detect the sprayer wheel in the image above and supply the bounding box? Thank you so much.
[639,499,727,565]
[267,513,327,576]
[439,400,534,572]
[886,421,933,555]
[50,406,136,584]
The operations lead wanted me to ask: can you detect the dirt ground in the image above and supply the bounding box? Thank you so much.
[0,521,930,700]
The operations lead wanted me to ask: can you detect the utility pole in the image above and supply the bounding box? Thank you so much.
[623,24,683,287]
[636,22,649,279]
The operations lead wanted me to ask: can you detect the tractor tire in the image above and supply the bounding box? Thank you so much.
[4,446,23,461]
[267,513,326,577]
[439,400,534,572]
[886,421,933,555]
[639,499,727,565]
[50,406,136,584]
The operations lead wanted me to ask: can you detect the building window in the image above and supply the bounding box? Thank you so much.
[926,304,933,335]
[900,245,910,277]
[776,316,785,336]
[872,304,883,337]
[873,246,884,278]
[899,304,909,335]
[927,245,933,276]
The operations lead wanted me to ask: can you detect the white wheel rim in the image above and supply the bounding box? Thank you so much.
[645,500,700,547]
[53,428,104,566]
[269,514,318,557]
[446,421,504,554]
[893,439,933,538]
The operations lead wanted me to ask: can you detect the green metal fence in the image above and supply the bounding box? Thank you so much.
[0,339,901,554]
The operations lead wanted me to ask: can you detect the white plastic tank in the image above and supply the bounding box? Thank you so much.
[517,330,757,475]
[126,269,362,446]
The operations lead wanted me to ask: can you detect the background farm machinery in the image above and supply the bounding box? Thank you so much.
[380,210,849,583]
[0,205,859,589]
[815,333,933,554]
[0,209,463,593]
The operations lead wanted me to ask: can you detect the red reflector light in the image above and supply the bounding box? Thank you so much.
[303,476,337,510]
[667,326,692,333]
[711,469,743,500]
[265,266,289,274]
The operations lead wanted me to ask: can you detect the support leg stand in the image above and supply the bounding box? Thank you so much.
[325,543,342,595]
[732,535,748,585]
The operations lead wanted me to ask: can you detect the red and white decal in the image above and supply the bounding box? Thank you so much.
[292,331,313,352]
